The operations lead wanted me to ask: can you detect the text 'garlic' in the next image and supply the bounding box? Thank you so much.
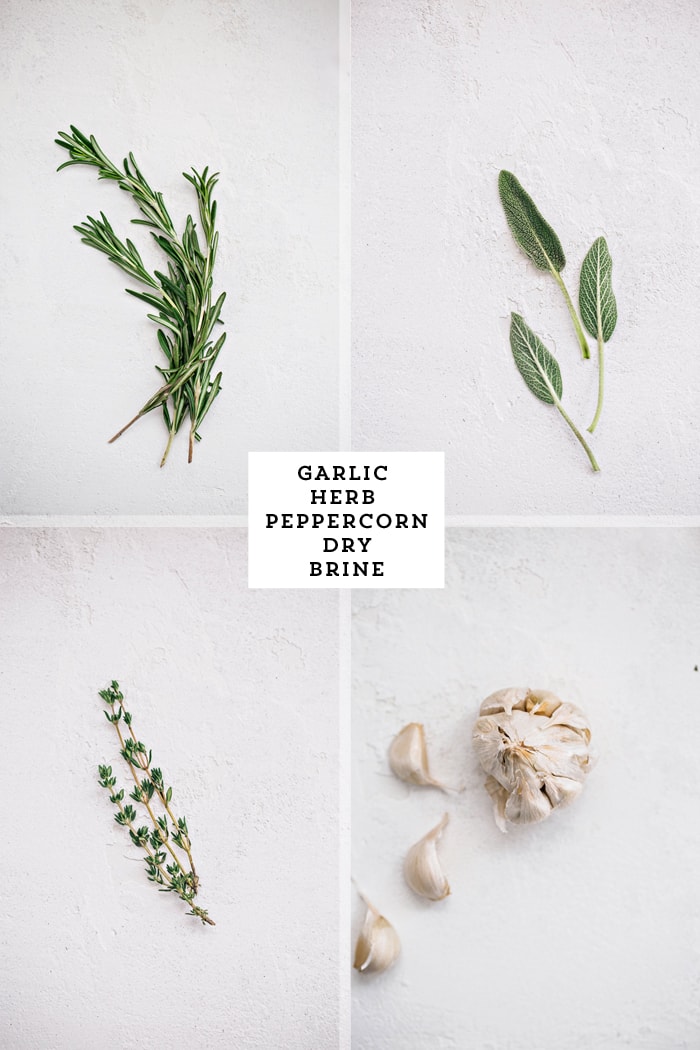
[472,687,592,831]
[404,813,450,901]
[353,899,401,975]
[388,722,449,791]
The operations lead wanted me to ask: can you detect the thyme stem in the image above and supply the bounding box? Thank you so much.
[122,717,198,883]
[112,717,187,877]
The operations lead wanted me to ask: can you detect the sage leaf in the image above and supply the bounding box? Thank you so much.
[509,312,562,404]
[498,171,565,273]
[498,171,590,359]
[579,236,617,342]
[579,237,617,433]
[508,313,600,472]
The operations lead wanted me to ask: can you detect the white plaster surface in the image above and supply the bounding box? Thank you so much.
[352,0,700,514]
[0,528,340,1048]
[352,528,700,1048]
[0,0,338,514]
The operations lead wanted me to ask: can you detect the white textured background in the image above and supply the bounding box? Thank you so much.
[353,528,700,1048]
[0,528,340,1048]
[353,0,700,514]
[0,0,338,514]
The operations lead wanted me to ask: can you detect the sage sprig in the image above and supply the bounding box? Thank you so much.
[510,313,599,472]
[499,171,591,360]
[579,236,617,433]
[56,126,226,466]
[97,681,214,926]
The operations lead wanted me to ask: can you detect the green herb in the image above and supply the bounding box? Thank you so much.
[498,170,591,360]
[56,126,226,466]
[97,681,214,926]
[510,313,600,472]
[579,236,617,433]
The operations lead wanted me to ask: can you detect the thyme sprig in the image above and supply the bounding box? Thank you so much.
[56,126,226,466]
[97,681,214,926]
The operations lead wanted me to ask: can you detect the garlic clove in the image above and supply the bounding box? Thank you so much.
[478,686,529,717]
[472,714,507,779]
[388,722,449,791]
[503,766,552,825]
[404,813,451,901]
[484,775,509,833]
[353,899,401,974]
[523,689,562,717]
[536,736,590,779]
[542,774,584,808]
[546,702,592,742]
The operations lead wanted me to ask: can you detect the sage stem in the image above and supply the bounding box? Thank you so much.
[588,333,604,433]
[554,397,600,472]
[553,269,590,360]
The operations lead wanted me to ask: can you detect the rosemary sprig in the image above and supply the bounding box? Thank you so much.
[98,681,214,926]
[56,126,226,466]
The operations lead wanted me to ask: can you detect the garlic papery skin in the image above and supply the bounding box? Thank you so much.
[388,722,449,791]
[473,687,592,831]
[404,813,450,901]
[353,899,401,974]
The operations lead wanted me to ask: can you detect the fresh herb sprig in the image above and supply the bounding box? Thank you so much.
[498,170,590,360]
[56,127,226,466]
[97,681,214,926]
[579,236,617,433]
[499,170,619,471]
[509,313,599,472]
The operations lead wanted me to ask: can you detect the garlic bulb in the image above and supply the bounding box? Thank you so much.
[404,813,450,901]
[472,687,592,831]
[388,722,449,791]
[353,898,401,974]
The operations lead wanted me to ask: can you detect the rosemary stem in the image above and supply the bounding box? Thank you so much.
[588,333,604,433]
[160,427,176,469]
[108,409,147,444]
[188,378,201,464]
